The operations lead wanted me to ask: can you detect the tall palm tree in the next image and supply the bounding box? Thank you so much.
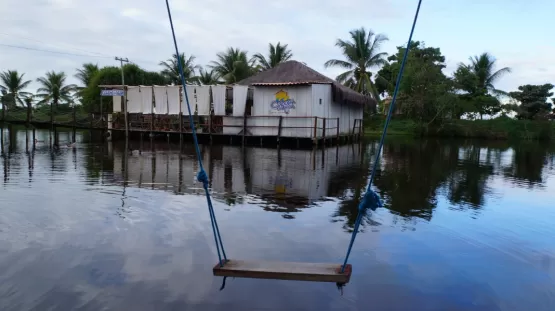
[197,68,221,85]
[210,47,254,84]
[159,53,200,84]
[75,63,99,87]
[74,63,99,100]
[324,27,388,101]
[35,71,77,108]
[252,42,293,71]
[0,70,32,109]
[456,53,511,96]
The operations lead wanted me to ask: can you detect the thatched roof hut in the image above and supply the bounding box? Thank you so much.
[237,60,376,109]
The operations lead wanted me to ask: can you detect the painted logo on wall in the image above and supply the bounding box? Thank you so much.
[270,90,296,114]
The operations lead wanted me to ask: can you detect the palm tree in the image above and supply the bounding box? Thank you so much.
[210,47,254,84]
[197,68,221,85]
[456,53,511,96]
[324,27,388,101]
[75,63,99,87]
[159,53,200,84]
[0,70,32,109]
[252,42,293,71]
[35,71,77,108]
[74,63,99,100]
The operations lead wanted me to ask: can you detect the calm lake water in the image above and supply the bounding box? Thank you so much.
[1,127,554,311]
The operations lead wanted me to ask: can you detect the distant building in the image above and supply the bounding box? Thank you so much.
[236,60,375,138]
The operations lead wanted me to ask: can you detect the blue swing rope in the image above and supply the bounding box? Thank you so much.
[341,0,424,273]
[164,0,227,266]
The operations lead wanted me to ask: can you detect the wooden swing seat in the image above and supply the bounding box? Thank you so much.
[213,260,352,283]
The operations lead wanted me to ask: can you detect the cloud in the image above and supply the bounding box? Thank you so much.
[0,0,553,95]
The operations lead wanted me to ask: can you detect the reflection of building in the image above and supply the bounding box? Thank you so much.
[109,143,365,209]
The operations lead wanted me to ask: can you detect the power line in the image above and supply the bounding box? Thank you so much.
[0,43,113,59]
[0,32,112,57]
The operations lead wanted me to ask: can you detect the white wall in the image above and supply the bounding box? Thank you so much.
[250,85,313,138]
[312,84,365,136]
[223,84,364,138]
[311,84,332,138]
[222,117,243,135]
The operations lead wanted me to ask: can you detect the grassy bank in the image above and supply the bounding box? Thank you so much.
[365,116,555,140]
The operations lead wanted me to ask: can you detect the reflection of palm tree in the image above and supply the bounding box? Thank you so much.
[503,144,548,187]
[447,146,493,208]
[329,145,381,232]
[331,187,381,232]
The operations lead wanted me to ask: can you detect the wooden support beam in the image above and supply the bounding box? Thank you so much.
[336,117,340,144]
[213,260,352,283]
[179,112,183,143]
[242,114,247,146]
[100,95,104,130]
[26,103,31,126]
[322,118,326,145]
[277,116,283,144]
[313,117,318,144]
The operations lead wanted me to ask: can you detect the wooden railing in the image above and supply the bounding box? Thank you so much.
[110,113,363,140]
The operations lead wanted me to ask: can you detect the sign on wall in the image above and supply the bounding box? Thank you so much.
[270,89,296,114]
[100,89,124,96]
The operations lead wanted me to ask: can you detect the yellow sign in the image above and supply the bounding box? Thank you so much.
[270,89,296,114]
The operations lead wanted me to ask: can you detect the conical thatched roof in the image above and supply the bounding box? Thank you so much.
[237,60,375,107]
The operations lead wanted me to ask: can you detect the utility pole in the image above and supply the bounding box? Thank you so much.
[115,56,129,138]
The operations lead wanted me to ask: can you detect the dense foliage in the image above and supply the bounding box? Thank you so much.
[1,31,553,131]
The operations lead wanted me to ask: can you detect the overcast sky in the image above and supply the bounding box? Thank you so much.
[1,0,553,93]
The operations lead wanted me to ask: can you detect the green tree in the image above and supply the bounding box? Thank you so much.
[75,63,99,87]
[252,42,293,71]
[509,84,554,120]
[376,41,456,123]
[197,68,221,85]
[35,71,77,108]
[324,27,388,101]
[159,53,199,84]
[0,70,32,109]
[210,47,255,84]
[74,63,99,100]
[454,53,511,119]
[82,63,167,112]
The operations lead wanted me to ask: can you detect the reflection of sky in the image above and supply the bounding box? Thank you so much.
[1,129,555,310]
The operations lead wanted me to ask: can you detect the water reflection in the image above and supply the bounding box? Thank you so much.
[1,128,555,310]
[2,128,555,228]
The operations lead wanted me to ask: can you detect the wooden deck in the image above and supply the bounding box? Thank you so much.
[213,259,352,283]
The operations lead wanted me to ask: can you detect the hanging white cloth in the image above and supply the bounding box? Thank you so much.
[153,86,168,114]
[212,85,226,116]
[140,86,154,114]
[184,85,197,114]
[126,86,142,113]
[112,96,121,112]
[195,85,211,115]
[232,85,248,116]
[167,86,181,115]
